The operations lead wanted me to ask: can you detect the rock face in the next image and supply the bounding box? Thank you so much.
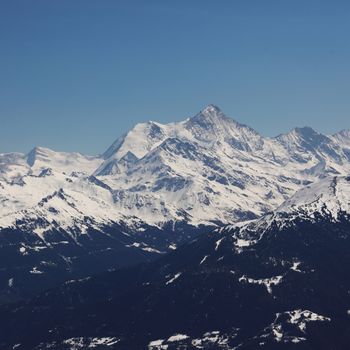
[1,176,350,349]
[0,105,350,303]
[1,104,350,235]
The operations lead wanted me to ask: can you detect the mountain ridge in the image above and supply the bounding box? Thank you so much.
[1,106,350,341]
[1,175,350,349]
[1,104,350,235]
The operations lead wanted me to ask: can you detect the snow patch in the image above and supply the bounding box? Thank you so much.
[215,237,224,251]
[200,255,209,265]
[167,334,189,342]
[287,309,330,333]
[261,309,331,344]
[239,275,283,294]
[29,267,44,274]
[290,261,303,273]
[63,337,120,348]
[166,273,182,285]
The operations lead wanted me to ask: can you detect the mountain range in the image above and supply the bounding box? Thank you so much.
[1,105,350,304]
[1,104,350,234]
[1,175,350,349]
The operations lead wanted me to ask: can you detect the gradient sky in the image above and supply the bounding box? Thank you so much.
[1,0,350,155]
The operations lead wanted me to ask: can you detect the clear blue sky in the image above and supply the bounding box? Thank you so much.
[1,0,350,155]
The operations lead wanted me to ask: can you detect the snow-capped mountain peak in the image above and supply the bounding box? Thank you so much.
[187,104,227,124]
[183,105,263,151]
[277,126,329,148]
[1,105,350,238]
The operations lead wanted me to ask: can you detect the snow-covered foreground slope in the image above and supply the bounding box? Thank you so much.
[276,175,350,218]
[221,175,350,253]
[1,104,350,239]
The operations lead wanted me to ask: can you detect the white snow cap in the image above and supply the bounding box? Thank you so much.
[1,105,350,236]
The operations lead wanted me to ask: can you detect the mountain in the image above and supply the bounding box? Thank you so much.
[1,176,350,349]
[1,105,350,302]
[1,105,350,233]
[0,147,103,181]
[276,175,350,218]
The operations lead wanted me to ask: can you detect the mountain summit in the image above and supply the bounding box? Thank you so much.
[187,104,227,125]
[1,105,350,236]
[0,105,350,307]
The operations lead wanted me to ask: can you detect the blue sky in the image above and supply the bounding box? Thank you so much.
[1,0,350,154]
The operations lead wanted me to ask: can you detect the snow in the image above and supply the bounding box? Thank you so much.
[277,176,350,219]
[1,105,350,237]
[239,275,283,294]
[62,337,119,348]
[167,334,189,342]
[141,247,164,254]
[272,325,283,341]
[30,267,44,274]
[19,247,27,255]
[287,309,331,332]
[235,238,252,247]
[290,261,302,273]
[166,273,182,285]
[223,175,350,243]
[200,255,209,265]
[215,238,224,251]
[149,330,236,349]
[88,337,120,347]
[149,340,164,346]
[127,242,164,254]
[192,330,230,348]
[148,339,169,350]
[261,310,330,344]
